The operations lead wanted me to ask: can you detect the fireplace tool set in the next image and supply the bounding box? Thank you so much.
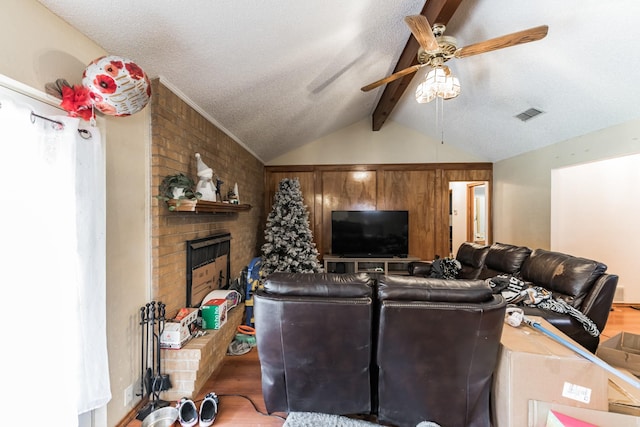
[136,300,173,421]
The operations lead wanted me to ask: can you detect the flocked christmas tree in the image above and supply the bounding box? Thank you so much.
[261,178,321,276]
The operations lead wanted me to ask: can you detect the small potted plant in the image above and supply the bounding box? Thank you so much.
[157,173,202,211]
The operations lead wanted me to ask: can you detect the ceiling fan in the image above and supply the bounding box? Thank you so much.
[361,15,548,93]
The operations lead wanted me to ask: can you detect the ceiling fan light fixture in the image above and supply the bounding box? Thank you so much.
[415,65,461,103]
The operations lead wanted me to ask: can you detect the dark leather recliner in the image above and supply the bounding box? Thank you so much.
[375,275,507,427]
[253,272,375,414]
[518,248,619,353]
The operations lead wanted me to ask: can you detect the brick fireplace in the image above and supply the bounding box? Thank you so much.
[160,305,243,401]
[186,232,231,307]
[160,232,242,401]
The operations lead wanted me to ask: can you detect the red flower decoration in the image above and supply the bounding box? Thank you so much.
[104,60,123,77]
[60,84,94,121]
[125,62,145,80]
[93,74,117,94]
[74,106,95,121]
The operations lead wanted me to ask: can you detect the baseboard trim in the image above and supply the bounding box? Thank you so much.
[114,397,149,427]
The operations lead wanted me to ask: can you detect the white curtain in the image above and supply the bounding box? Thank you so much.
[0,86,110,423]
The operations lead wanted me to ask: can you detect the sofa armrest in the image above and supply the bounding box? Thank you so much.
[408,261,432,277]
[522,273,618,353]
[580,273,619,330]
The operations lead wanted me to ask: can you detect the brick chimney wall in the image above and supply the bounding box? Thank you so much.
[150,79,265,317]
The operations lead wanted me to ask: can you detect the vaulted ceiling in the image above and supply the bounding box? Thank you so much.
[37,0,640,163]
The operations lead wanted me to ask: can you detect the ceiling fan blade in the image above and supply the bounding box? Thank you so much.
[404,15,440,53]
[454,25,548,58]
[361,63,427,92]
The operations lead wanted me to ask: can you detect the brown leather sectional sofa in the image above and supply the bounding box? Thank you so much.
[254,272,507,427]
[409,242,619,353]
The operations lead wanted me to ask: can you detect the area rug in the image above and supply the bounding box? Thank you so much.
[283,412,380,427]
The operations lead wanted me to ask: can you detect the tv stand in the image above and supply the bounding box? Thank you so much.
[323,255,420,276]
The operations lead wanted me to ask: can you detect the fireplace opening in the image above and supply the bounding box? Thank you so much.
[186,232,231,307]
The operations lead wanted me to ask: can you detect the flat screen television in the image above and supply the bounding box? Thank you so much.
[331,210,409,258]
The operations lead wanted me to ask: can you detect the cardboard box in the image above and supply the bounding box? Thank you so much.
[160,322,190,349]
[492,317,609,427]
[607,367,640,416]
[202,289,241,310]
[596,332,640,377]
[160,307,198,349]
[201,298,227,329]
[192,260,217,304]
[529,400,640,427]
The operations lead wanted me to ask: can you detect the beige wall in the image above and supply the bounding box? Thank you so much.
[550,154,640,302]
[2,1,150,425]
[267,118,485,165]
[493,118,640,249]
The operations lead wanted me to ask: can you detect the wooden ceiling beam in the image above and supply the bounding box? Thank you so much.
[371,0,464,131]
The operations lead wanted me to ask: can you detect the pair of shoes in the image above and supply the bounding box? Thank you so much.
[176,398,198,427]
[199,392,219,427]
[176,393,219,427]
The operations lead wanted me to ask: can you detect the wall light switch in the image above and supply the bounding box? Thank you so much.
[124,383,134,407]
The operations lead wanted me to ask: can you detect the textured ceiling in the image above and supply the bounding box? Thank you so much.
[37,0,640,163]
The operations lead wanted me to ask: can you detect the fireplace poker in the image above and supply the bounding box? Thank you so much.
[156,302,172,391]
[157,302,164,377]
[138,306,146,398]
[147,301,156,396]
[136,300,170,420]
[144,303,151,396]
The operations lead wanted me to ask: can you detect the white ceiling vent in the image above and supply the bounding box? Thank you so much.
[515,108,544,122]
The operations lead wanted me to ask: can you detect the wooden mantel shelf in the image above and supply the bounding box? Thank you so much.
[167,199,251,213]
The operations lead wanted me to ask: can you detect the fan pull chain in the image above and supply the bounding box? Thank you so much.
[435,96,445,144]
[436,97,444,144]
[434,96,439,143]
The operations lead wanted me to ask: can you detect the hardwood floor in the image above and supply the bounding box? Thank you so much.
[123,304,640,427]
[124,348,286,427]
[601,304,640,340]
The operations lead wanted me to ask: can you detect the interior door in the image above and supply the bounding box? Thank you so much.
[448,180,490,254]
[467,182,487,245]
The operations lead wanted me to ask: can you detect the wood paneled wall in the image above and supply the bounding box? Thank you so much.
[265,163,492,262]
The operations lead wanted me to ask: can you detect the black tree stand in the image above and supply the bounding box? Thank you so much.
[136,301,173,420]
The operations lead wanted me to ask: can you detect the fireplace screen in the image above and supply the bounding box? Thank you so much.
[186,233,231,307]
